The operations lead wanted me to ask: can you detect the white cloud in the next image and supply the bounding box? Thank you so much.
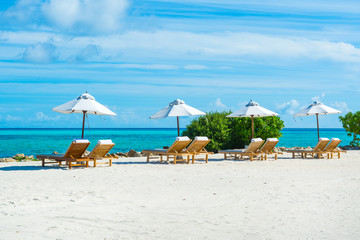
[35,112,61,121]
[332,101,350,113]
[311,92,326,102]
[277,100,300,115]
[3,0,41,24]
[215,98,226,108]
[0,115,21,121]
[115,64,178,70]
[22,40,59,63]
[69,44,102,62]
[2,30,360,64]
[41,0,129,34]
[210,98,227,109]
[184,65,208,70]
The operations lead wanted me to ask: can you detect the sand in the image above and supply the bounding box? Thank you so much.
[1,151,360,240]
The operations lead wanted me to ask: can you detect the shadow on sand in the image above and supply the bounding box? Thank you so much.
[0,165,67,171]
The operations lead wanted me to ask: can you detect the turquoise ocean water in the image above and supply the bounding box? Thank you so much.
[0,128,352,157]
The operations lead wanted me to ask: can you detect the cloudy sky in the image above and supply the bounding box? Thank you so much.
[0,0,359,128]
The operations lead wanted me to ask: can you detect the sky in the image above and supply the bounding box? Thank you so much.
[0,0,359,128]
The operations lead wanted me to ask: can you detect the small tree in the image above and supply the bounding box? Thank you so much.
[182,111,232,151]
[182,111,284,152]
[339,112,360,146]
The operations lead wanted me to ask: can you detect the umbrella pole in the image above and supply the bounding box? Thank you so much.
[316,113,319,140]
[82,111,86,139]
[177,116,180,136]
[251,115,254,139]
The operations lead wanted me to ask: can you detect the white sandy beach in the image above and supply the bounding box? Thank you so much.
[1,152,360,240]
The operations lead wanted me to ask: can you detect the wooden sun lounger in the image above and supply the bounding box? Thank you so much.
[36,139,92,169]
[259,138,282,160]
[87,140,117,167]
[323,138,346,159]
[142,137,192,164]
[218,138,265,161]
[186,137,214,164]
[285,138,330,159]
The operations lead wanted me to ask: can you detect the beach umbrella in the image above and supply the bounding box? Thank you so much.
[150,99,206,136]
[53,92,116,138]
[227,100,279,139]
[294,101,341,140]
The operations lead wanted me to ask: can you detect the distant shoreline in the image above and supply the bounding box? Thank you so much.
[0,127,346,130]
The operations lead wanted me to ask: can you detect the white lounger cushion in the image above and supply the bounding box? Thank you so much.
[251,138,263,142]
[73,139,90,143]
[266,138,278,142]
[331,138,340,141]
[319,137,329,141]
[98,139,114,145]
[195,136,209,141]
[176,136,190,141]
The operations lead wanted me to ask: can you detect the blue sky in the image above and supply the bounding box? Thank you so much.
[0,0,359,128]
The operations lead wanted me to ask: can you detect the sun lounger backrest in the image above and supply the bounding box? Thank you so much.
[187,136,210,153]
[167,136,191,153]
[63,139,90,158]
[245,138,264,153]
[259,138,279,153]
[323,138,341,151]
[313,138,330,152]
[88,139,115,158]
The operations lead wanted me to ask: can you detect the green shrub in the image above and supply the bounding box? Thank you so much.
[182,111,284,152]
[339,112,360,146]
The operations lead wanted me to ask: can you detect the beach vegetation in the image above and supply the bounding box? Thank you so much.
[339,112,360,146]
[182,111,284,152]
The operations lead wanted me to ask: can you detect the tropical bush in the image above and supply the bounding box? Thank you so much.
[339,112,360,146]
[182,111,285,152]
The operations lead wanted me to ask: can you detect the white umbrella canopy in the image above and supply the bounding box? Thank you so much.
[294,101,341,139]
[150,99,206,136]
[53,92,116,138]
[227,100,279,139]
[53,92,116,115]
[294,101,341,116]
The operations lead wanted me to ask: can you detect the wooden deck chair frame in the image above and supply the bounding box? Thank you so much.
[219,139,265,161]
[87,140,116,167]
[323,138,346,159]
[142,137,192,164]
[186,137,213,164]
[286,138,330,159]
[259,138,282,160]
[36,140,92,169]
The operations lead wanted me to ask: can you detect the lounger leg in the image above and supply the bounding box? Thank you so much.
[94,159,97,167]
[69,161,72,169]
[42,159,45,167]
[250,155,253,161]
[275,154,277,160]
[192,155,195,164]
[261,155,263,160]
[265,155,267,160]
[187,155,190,164]
[292,152,295,158]
[174,155,176,164]
[146,153,150,162]
[206,154,208,163]
[224,153,226,160]
[160,155,163,163]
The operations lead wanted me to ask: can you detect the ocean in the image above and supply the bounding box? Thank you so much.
[0,128,352,157]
